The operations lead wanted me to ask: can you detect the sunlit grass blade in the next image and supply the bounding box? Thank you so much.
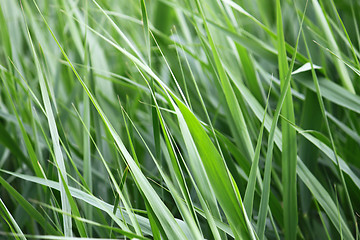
[22,3,72,235]
[256,1,306,238]
[173,97,255,240]
[276,0,298,239]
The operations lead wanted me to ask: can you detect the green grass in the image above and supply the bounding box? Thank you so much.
[0,0,359,239]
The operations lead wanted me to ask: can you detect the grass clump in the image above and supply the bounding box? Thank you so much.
[0,0,359,239]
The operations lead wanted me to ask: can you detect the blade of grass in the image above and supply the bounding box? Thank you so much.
[276,0,298,239]
[172,97,256,240]
[256,1,306,238]
[21,2,72,235]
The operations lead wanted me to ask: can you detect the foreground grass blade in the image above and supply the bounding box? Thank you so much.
[173,97,255,240]
[22,4,72,235]
[257,1,306,238]
[276,0,298,239]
